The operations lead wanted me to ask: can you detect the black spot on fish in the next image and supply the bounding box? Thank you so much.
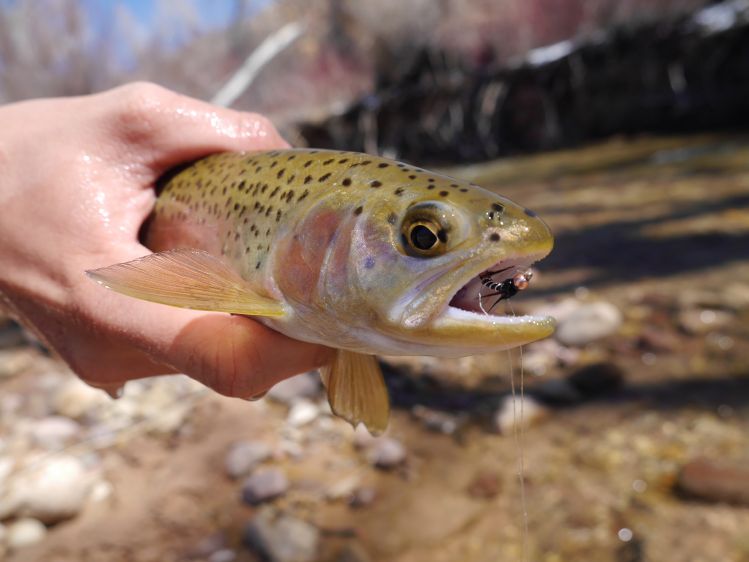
[256,261,261,269]
[303,160,312,168]
[394,187,404,196]
[277,169,285,179]
[287,174,295,184]
[323,158,334,165]
[338,158,349,164]
[362,160,372,165]
[298,189,309,202]
[460,188,468,193]
[408,175,416,180]
[427,185,435,190]
[450,183,459,188]
[238,180,246,190]
[319,173,331,182]
[492,203,504,213]
[276,210,282,222]
[270,161,277,168]
[489,233,501,242]
[378,163,389,168]
[354,206,363,215]
[342,178,352,187]
[370,180,382,188]
[288,154,296,160]
[439,191,448,197]
[270,186,280,198]
[304,175,313,184]
[255,166,262,173]
[387,213,397,225]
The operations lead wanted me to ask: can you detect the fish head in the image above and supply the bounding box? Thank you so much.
[278,174,555,357]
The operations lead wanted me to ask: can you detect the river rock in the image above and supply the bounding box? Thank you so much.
[267,372,321,405]
[555,301,623,346]
[0,349,37,379]
[286,400,319,427]
[0,455,95,523]
[676,458,749,506]
[493,395,549,435]
[241,468,289,505]
[30,416,81,450]
[243,508,319,562]
[366,438,406,469]
[52,378,109,420]
[6,518,46,550]
[225,441,272,480]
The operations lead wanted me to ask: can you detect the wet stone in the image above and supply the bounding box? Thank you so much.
[241,468,289,505]
[676,458,749,506]
[286,399,319,427]
[678,308,733,335]
[366,437,407,469]
[30,416,81,450]
[6,518,47,550]
[410,405,463,435]
[225,441,272,480]
[243,507,319,562]
[555,301,623,346]
[493,395,550,435]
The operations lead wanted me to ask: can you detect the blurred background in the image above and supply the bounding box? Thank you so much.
[1,1,749,561]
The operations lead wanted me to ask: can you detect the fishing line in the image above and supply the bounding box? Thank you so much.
[507,301,528,562]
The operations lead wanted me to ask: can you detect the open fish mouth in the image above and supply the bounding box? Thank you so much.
[441,252,554,326]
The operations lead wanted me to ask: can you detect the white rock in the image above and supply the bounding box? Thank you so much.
[493,395,549,435]
[366,438,406,469]
[52,378,109,420]
[224,441,272,479]
[0,349,37,379]
[30,416,81,450]
[286,400,319,427]
[267,372,321,405]
[6,518,47,550]
[555,301,622,346]
[0,455,94,524]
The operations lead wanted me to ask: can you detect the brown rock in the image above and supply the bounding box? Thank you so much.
[676,458,749,506]
[466,470,502,499]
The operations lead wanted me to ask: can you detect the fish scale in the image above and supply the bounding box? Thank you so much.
[90,148,555,433]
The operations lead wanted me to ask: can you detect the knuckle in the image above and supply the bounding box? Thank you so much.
[108,82,176,143]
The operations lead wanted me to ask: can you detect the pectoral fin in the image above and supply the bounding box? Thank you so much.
[320,350,390,435]
[87,249,284,317]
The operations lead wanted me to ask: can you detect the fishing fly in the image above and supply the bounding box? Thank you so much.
[478,267,534,312]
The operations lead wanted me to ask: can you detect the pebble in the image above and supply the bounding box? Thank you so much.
[676,458,749,506]
[6,518,47,550]
[493,395,549,435]
[678,308,733,335]
[637,327,680,352]
[466,470,502,499]
[267,372,321,405]
[209,550,237,562]
[243,508,319,562]
[555,301,623,346]
[241,468,289,505]
[567,362,625,398]
[0,320,24,349]
[52,378,109,420]
[30,416,81,450]
[411,405,462,435]
[348,486,377,509]
[0,349,37,379]
[0,455,95,523]
[286,400,320,427]
[225,441,272,479]
[366,438,407,469]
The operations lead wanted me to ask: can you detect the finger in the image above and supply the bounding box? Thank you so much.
[80,261,333,398]
[94,82,289,174]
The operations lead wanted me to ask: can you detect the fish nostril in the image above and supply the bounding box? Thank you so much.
[488,232,501,242]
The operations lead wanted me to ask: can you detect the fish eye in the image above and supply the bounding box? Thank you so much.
[409,222,439,251]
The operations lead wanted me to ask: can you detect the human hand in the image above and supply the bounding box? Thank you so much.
[0,83,332,398]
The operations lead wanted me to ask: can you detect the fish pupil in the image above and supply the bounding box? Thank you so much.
[411,225,438,250]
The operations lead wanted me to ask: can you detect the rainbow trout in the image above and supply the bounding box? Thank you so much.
[88,149,554,433]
